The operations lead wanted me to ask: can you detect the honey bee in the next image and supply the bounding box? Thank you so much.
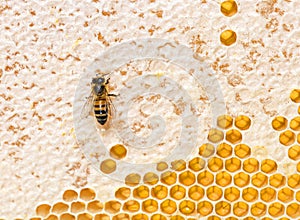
[81,74,117,126]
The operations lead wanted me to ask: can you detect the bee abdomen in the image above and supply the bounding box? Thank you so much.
[94,98,108,125]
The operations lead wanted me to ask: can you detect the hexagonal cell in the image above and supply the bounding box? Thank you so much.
[268,202,285,218]
[207,128,224,143]
[115,187,131,200]
[220,0,238,17]
[252,172,268,188]
[290,89,300,103]
[269,173,286,188]
[234,144,251,158]
[224,187,240,202]
[242,187,258,202]
[226,129,242,144]
[225,157,241,172]
[279,130,296,146]
[217,114,233,129]
[298,133,300,144]
[80,188,96,201]
[220,30,237,46]
[60,213,75,220]
[261,159,277,174]
[35,204,51,217]
[288,174,300,188]
[160,199,177,215]
[125,173,141,186]
[94,214,110,220]
[217,142,233,158]
[179,171,195,186]
[188,185,204,201]
[197,201,213,216]
[143,172,159,185]
[44,214,58,220]
[109,144,127,160]
[216,171,232,187]
[87,200,103,213]
[71,201,85,213]
[151,184,168,200]
[234,172,250,187]
[243,158,259,173]
[298,161,300,172]
[104,200,121,214]
[112,213,129,220]
[133,185,149,199]
[123,200,140,212]
[290,116,300,131]
[62,189,78,202]
[199,143,215,157]
[170,185,186,200]
[179,200,195,215]
[160,171,177,186]
[188,157,205,172]
[215,201,231,216]
[286,203,300,218]
[142,199,158,213]
[296,191,300,202]
[77,213,93,220]
[233,202,248,217]
[260,187,276,202]
[156,161,168,171]
[51,202,69,214]
[207,186,223,201]
[171,159,186,171]
[272,116,288,131]
[208,157,224,172]
[197,170,214,186]
[132,213,148,220]
[251,202,267,217]
[100,159,116,174]
[151,214,166,220]
[170,216,185,220]
[278,187,294,203]
[235,115,251,130]
[298,106,300,114]
[225,217,238,220]
[288,145,300,160]
[207,216,221,220]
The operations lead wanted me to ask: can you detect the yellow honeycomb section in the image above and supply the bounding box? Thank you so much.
[31,90,300,219]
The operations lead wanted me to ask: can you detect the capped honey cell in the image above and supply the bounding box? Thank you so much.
[198,170,214,186]
[252,172,268,188]
[170,185,186,200]
[225,157,241,172]
[197,201,213,216]
[207,216,221,220]
[80,188,96,201]
[188,157,205,172]
[268,202,285,217]
[35,204,51,217]
[278,187,294,203]
[125,173,141,186]
[199,143,215,157]
[44,214,58,220]
[104,200,121,214]
[290,116,300,131]
[234,144,251,158]
[216,171,232,187]
[160,199,177,214]
[71,201,85,213]
[286,203,300,218]
[188,185,204,201]
[171,159,186,171]
[234,172,250,187]
[94,214,110,220]
[60,214,75,220]
[272,116,288,131]
[296,191,300,202]
[217,115,233,129]
[156,161,168,171]
[224,187,240,202]
[233,202,248,217]
[143,172,159,185]
[288,145,300,160]
[242,187,258,202]
[220,0,238,17]
[288,174,300,188]
[226,129,242,144]
[179,170,196,186]
[207,186,223,201]
[170,216,184,220]
[261,159,277,174]
[87,200,103,213]
[151,185,168,200]
[110,144,127,160]
[217,142,233,158]
[100,159,116,174]
[260,187,276,202]
[179,200,195,215]
[77,213,93,220]
[220,30,237,46]
[243,158,259,173]
[161,171,177,185]
[290,89,300,103]
[151,214,166,220]
[279,130,296,146]
[208,157,223,172]
[215,201,231,216]
[123,200,140,212]
[235,115,251,130]
[51,202,69,214]
[115,187,131,200]
[251,202,267,217]
[133,185,149,199]
[62,189,78,202]
[207,128,224,143]
[132,213,148,220]
[269,173,286,188]
[112,213,129,220]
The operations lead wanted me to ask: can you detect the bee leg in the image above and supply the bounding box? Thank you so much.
[106,78,110,84]
[108,94,118,97]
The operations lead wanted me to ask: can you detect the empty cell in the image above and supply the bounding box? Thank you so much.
[156,161,168,171]
[125,173,141,186]
[100,159,117,174]
[217,115,233,129]
[143,172,159,185]
[207,128,224,143]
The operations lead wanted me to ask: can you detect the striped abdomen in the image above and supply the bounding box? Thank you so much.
[93,95,108,125]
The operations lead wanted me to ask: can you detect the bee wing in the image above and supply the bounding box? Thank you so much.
[107,93,116,118]
[80,93,94,119]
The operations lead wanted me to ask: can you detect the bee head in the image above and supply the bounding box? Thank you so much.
[92,77,105,85]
